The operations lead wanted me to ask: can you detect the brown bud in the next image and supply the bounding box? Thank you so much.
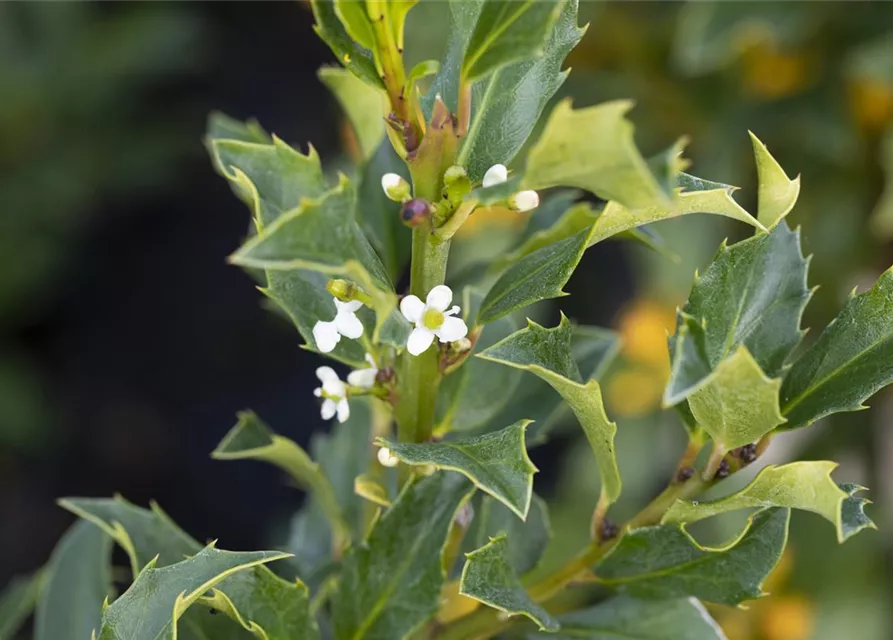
[598,518,620,541]
[734,443,759,464]
[400,198,431,227]
[375,367,395,385]
[715,459,731,479]
[676,466,695,483]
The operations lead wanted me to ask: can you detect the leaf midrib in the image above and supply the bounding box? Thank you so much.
[462,1,535,78]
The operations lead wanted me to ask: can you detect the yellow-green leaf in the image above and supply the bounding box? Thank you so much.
[378,421,537,519]
[460,535,559,632]
[478,316,622,508]
[319,66,386,161]
[662,461,872,543]
[311,0,383,89]
[333,0,376,50]
[750,131,800,230]
[687,346,786,451]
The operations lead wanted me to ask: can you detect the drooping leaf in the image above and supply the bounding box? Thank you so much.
[457,0,584,181]
[470,494,552,576]
[489,325,621,444]
[477,229,588,324]
[523,100,669,210]
[672,221,810,389]
[839,483,878,542]
[95,546,290,640]
[437,288,522,433]
[34,521,112,640]
[478,316,622,507]
[0,571,43,640]
[662,461,868,543]
[333,472,475,640]
[319,66,386,161]
[528,596,727,640]
[311,0,384,89]
[212,411,350,549]
[595,508,790,606]
[780,267,893,429]
[687,346,786,451]
[462,1,566,82]
[460,535,559,632]
[379,421,537,519]
[749,131,800,230]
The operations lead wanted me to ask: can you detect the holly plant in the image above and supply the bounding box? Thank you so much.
[10,2,889,639]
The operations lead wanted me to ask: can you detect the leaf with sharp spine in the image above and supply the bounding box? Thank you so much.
[750,131,800,230]
[469,495,551,576]
[839,483,877,542]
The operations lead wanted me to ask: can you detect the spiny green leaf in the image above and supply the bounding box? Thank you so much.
[34,521,112,640]
[664,312,712,407]
[839,483,878,542]
[212,411,349,548]
[478,316,621,507]
[662,461,864,543]
[378,421,537,519]
[478,229,587,324]
[527,596,726,640]
[319,66,386,161]
[333,472,475,640]
[96,546,290,640]
[461,0,566,82]
[595,508,790,606]
[311,0,384,89]
[457,0,584,182]
[460,535,559,632]
[469,495,552,576]
[437,288,522,433]
[206,112,270,147]
[229,176,397,339]
[750,131,800,230]
[781,266,893,429]
[497,202,597,268]
[523,99,670,210]
[687,346,786,451]
[0,571,43,640]
[670,221,810,394]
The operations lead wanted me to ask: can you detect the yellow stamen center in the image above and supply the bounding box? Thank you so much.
[423,308,444,330]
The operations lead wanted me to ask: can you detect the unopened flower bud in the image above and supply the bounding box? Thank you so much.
[482,163,508,188]
[508,190,539,212]
[326,278,357,302]
[443,165,471,206]
[381,172,411,202]
[377,447,399,468]
[400,198,431,227]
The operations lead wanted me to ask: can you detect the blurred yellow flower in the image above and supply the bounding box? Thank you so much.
[742,44,813,100]
[616,300,675,370]
[849,79,893,131]
[760,595,814,640]
[607,368,665,417]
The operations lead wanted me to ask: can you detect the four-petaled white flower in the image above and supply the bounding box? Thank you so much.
[482,163,508,188]
[400,285,468,356]
[377,446,399,468]
[313,366,350,423]
[312,298,364,353]
[347,354,378,388]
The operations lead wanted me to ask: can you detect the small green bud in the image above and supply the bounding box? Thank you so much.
[442,165,471,206]
[326,279,358,301]
[381,172,412,202]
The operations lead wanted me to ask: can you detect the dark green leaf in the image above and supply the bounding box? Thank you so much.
[470,495,551,575]
[595,508,790,606]
[498,202,597,267]
[422,0,485,116]
[95,546,290,640]
[781,267,893,429]
[528,596,726,640]
[379,421,537,519]
[0,571,43,640]
[333,472,475,640]
[457,0,584,181]
[839,483,877,542]
[460,535,559,632]
[34,521,112,640]
[478,316,621,507]
[664,313,711,406]
[311,0,384,89]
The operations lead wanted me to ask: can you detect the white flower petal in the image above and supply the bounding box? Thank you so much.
[377,447,399,467]
[335,310,364,339]
[510,190,539,212]
[365,353,376,367]
[316,366,339,384]
[426,285,453,312]
[381,173,403,191]
[400,295,425,323]
[313,387,322,397]
[336,398,350,423]
[312,321,340,353]
[334,298,363,313]
[434,316,468,343]
[320,398,337,420]
[347,368,377,388]
[406,327,436,355]
[322,378,346,397]
[482,163,508,188]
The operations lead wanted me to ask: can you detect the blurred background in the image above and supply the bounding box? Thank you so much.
[2,2,892,639]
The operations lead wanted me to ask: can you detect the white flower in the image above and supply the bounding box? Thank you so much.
[347,354,378,388]
[377,446,399,467]
[509,190,539,212]
[313,366,350,423]
[381,172,410,202]
[482,163,508,188]
[312,298,364,353]
[400,285,468,356]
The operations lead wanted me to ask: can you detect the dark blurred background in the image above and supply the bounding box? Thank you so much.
[2,3,893,639]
